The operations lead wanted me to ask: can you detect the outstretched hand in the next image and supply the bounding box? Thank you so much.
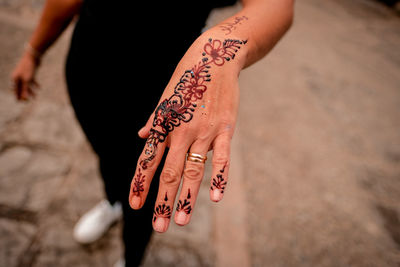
[128,34,248,232]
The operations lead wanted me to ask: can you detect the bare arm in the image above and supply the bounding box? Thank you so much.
[241,0,293,67]
[29,0,83,55]
[11,0,83,100]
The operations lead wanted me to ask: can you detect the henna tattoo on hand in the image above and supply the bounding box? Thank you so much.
[176,189,192,214]
[219,16,248,35]
[132,168,145,196]
[133,38,246,206]
[140,38,247,170]
[211,164,227,193]
[153,192,171,222]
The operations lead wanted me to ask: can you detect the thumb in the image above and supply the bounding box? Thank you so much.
[138,113,154,139]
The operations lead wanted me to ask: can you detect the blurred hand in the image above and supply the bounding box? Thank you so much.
[11,52,40,101]
[128,34,248,233]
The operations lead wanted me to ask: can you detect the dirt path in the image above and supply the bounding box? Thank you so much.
[237,0,400,266]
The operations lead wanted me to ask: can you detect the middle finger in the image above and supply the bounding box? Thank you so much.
[152,141,190,232]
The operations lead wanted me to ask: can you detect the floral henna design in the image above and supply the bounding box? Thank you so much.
[132,168,145,196]
[211,164,227,193]
[153,192,171,222]
[140,38,247,169]
[135,39,245,205]
[176,189,192,214]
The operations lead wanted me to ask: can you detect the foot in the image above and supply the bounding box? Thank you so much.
[73,200,122,244]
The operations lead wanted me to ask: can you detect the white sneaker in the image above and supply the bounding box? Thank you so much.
[113,258,125,267]
[73,200,122,244]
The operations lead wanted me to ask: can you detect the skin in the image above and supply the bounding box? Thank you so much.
[11,0,83,100]
[133,0,294,232]
[11,0,294,233]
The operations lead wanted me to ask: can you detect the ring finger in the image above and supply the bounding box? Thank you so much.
[174,140,210,226]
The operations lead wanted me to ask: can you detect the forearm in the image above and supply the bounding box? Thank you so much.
[202,0,294,71]
[27,0,83,56]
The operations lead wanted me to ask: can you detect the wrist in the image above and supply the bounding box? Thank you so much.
[201,26,248,75]
[24,43,42,65]
[198,28,249,75]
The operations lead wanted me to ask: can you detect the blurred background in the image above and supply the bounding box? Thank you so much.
[1,0,400,266]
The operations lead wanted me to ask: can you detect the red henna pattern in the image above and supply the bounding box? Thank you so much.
[135,38,246,217]
[146,38,245,220]
[153,192,171,222]
[176,189,192,214]
[153,204,171,222]
[132,168,145,196]
[140,38,247,170]
[211,164,227,193]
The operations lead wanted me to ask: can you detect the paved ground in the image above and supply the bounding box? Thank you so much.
[0,0,400,267]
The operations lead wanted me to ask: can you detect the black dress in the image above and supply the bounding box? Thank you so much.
[65,0,235,266]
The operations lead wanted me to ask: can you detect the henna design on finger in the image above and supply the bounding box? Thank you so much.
[139,38,247,170]
[211,164,227,193]
[176,189,192,214]
[153,204,171,222]
[132,168,145,196]
[153,192,171,222]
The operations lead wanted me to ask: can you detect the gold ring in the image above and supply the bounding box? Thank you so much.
[187,152,207,163]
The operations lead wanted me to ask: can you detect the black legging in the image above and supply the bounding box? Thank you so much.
[65,65,166,266]
[64,16,173,265]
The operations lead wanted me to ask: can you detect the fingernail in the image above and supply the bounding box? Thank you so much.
[153,217,168,232]
[211,189,223,202]
[175,211,187,225]
[131,196,141,209]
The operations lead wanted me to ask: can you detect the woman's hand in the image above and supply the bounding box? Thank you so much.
[128,34,248,232]
[128,0,294,233]
[11,51,40,101]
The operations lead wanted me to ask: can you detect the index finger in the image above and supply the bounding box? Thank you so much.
[129,129,166,209]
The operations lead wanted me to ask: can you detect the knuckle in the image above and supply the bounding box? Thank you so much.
[195,134,211,145]
[160,167,181,185]
[212,152,229,166]
[199,125,215,137]
[214,136,230,147]
[184,164,203,181]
